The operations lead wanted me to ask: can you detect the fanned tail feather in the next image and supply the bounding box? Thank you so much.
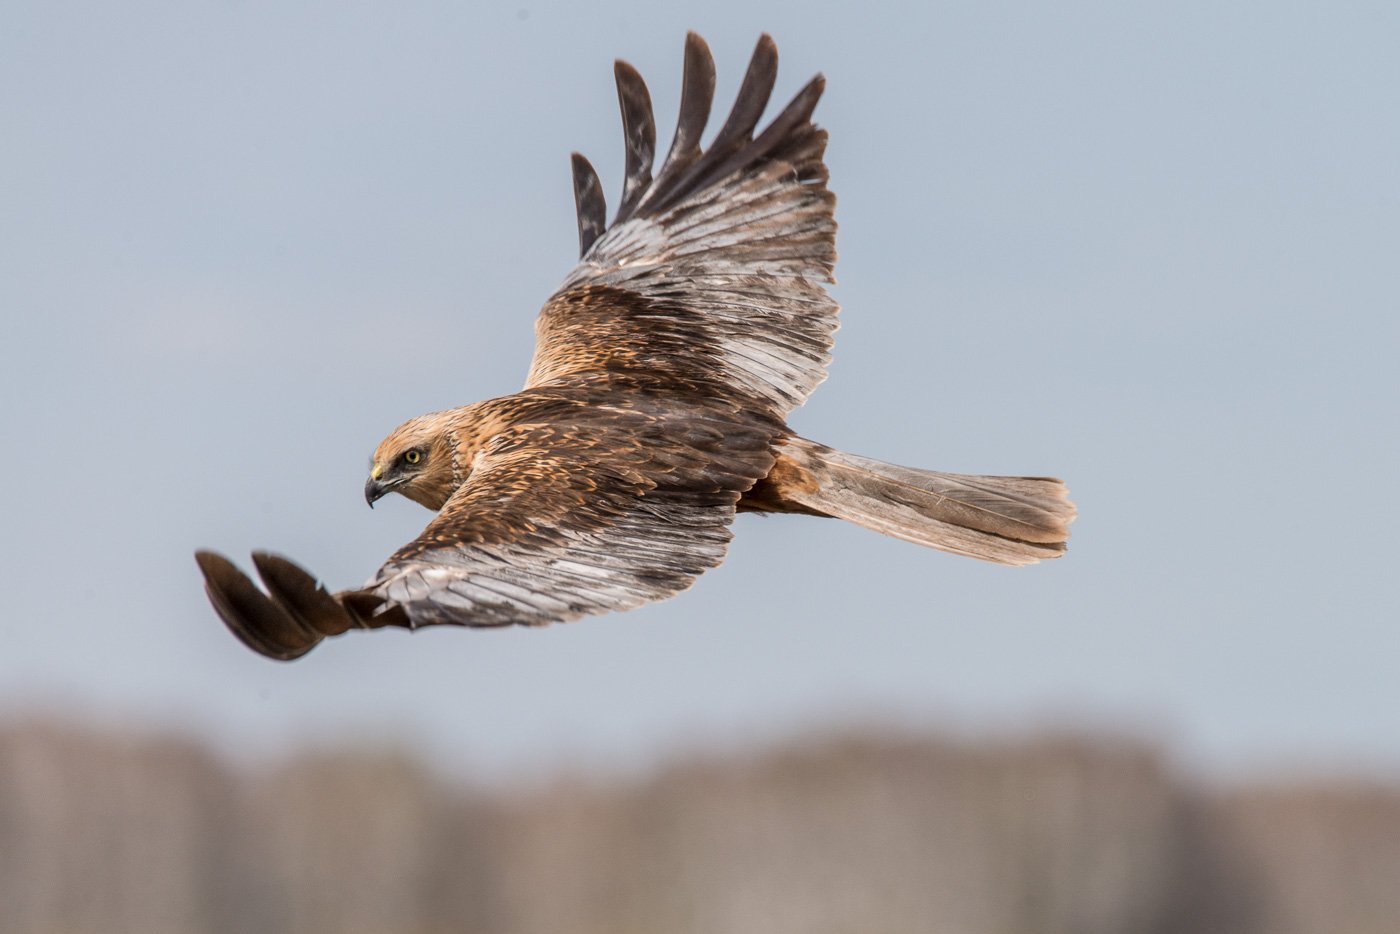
[772,438,1077,566]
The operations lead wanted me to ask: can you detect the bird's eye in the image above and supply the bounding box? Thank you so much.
[403,450,422,465]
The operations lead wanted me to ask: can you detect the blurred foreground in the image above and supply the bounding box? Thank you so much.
[2,719,1398,934]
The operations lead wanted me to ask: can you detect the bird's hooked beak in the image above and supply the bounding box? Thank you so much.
[365,464,388,508]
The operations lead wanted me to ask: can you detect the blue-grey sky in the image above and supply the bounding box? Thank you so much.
[3,1,1397,779]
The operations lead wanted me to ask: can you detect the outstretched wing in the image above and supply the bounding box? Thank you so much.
[526,33,839,415]
[196,401,778,660]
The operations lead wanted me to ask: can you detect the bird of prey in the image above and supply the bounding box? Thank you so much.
[196,33,1076,660]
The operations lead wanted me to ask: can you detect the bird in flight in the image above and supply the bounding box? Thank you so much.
[197,33,1076,660]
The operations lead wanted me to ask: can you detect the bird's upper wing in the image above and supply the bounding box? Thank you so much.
[196,399,778,659]
[525,32,839,416]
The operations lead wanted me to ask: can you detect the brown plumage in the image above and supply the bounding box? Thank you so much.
[196,33,1076,661]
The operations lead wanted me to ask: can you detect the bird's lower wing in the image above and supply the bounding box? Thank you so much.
[197,403,777,659]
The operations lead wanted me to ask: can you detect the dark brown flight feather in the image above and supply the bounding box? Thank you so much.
[570,152,606,258]
[612,60,656,224]
[196,550,323,661]
[646,33,780,216]
[648,33,717,208]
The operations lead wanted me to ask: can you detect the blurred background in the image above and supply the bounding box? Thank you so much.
[3,1,1398,931]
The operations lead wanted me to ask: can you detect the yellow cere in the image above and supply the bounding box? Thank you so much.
[370,463,383,480]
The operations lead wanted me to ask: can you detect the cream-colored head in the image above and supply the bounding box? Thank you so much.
[365,413,459,511]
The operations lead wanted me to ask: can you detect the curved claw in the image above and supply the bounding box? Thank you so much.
[194,550,323,661]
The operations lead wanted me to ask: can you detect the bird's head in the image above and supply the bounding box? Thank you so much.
[365,414,459,511]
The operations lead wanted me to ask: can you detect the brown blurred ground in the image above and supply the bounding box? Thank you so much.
[1,719,1397,934]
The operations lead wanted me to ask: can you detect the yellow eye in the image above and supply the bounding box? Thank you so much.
[403,450,422,465]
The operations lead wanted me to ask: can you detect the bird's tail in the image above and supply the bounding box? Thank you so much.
[764,437,1076,566]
